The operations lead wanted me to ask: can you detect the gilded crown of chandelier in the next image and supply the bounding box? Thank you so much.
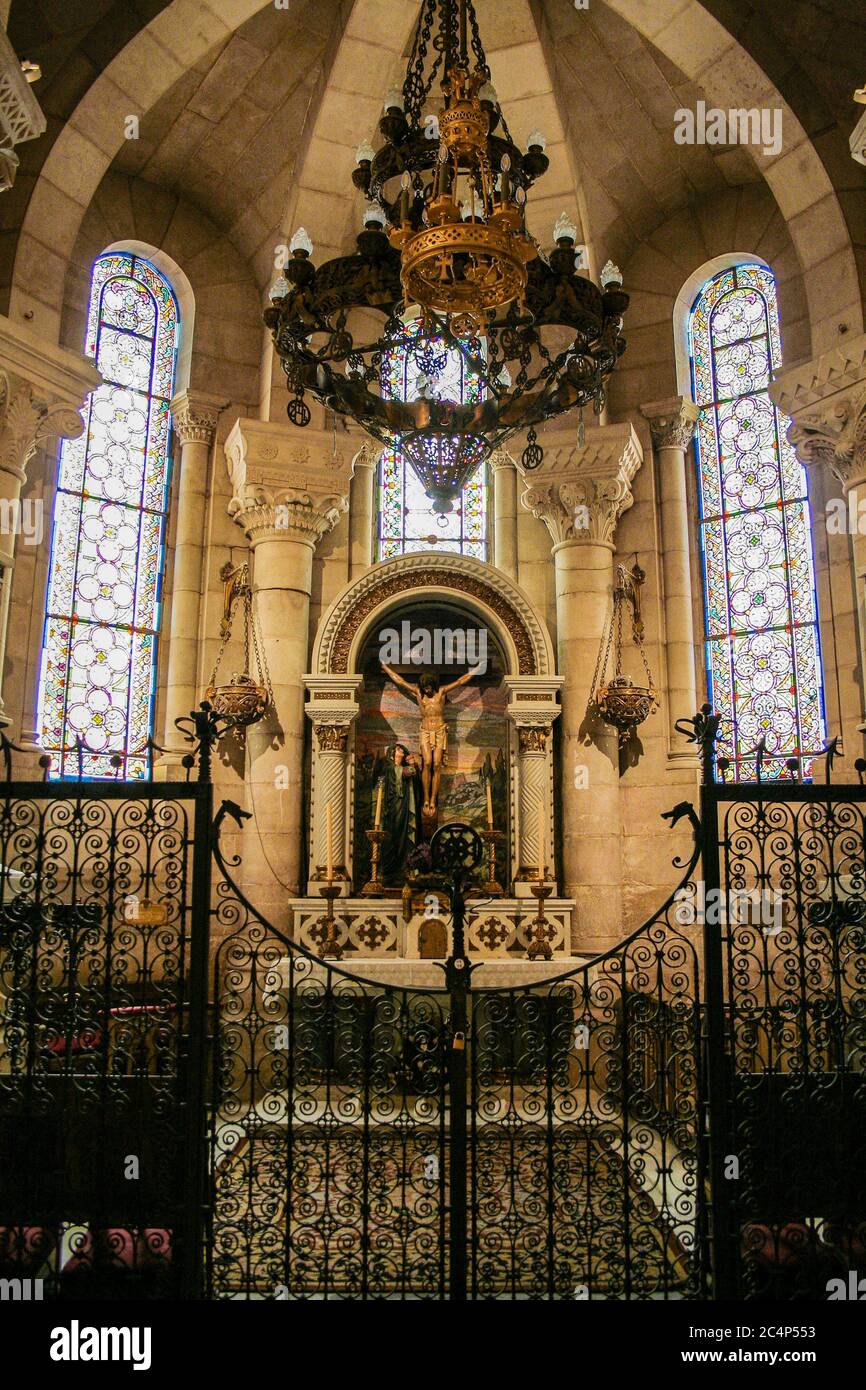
[264,0,629,511]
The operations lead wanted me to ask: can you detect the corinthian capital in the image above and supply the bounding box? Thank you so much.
[519,423,642,548]
[641,395,699,451]
[770,332,866,491]
[228,485,348,545]
[0,316,101,479]
[169,390,226,446]
[351,438,383,472]
[224,416,353,546]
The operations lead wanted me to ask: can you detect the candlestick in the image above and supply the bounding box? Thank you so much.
[374,780,384,829]
[471,827,504,898]
[318,883,343,959]
[527,880,554,960]
[361,827,387,896]
[326,801,333,882]
[485,776,493,829]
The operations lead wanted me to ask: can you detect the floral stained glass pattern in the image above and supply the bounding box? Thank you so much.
[38,253,179,778]
[378,319,487,560]
[689,263,825,780]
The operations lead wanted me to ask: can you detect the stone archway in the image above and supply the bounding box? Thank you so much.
[304,553,561,894]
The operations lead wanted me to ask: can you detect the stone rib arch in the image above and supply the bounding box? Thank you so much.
[600,0,862,352]
[311,552,555,678]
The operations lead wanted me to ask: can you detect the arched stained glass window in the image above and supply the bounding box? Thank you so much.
[37,252,180,779]
[378,319,487,560]
[689,262,825,780]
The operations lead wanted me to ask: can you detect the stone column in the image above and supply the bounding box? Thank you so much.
[225,420,351,912]
[771,336,866,749]
[521,425,642,952]
[348,439,380,577]
[0,317,100,728]
[641,397,700,764]
[161,390,226,754]
[304,676,363,894]
[490,449,518,578]
[503,676,562,894]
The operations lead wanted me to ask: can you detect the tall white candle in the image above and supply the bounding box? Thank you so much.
[326,801,334,882]
[485,776,493,828]
[537,804,545,881]
[374,779,384,829]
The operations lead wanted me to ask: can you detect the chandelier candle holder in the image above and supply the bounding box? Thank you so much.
[203,562,272,730]
[593,560,659,747]
[264,0,628,512]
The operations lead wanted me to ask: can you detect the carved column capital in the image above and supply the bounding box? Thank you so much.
[315,724,350,752]
[518,423,642,549]
[350,437,383,472]
[0,317,101,479]
[488,447,517,474]
[224,417,352,546]
[518,726,548,752]
[641,395,699,450]
[228,487,349,546]
[770,333,866,491]
[169,390,227,446]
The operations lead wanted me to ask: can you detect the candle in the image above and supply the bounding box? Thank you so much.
[374,780,384,829]
[537,805,545,881]
[326,801,333,882]
[485,777,493,829]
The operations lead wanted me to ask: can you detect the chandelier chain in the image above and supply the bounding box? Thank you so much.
[264,0,629,510]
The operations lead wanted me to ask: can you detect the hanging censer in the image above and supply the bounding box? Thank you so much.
[593,559,659,745]
[203,561,273,729]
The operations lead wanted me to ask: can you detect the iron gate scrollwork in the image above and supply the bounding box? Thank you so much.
[2,702,864,1301]
[0,712,216,1299]
[698,744,866,1301]
[208,812,706,1300]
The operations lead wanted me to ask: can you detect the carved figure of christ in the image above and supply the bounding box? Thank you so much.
[380,663,481,815]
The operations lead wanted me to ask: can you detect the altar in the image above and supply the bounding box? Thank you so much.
[300,550,572,957]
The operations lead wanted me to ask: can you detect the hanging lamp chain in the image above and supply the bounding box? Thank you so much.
[206,561,273,701]
[592,561,656,698]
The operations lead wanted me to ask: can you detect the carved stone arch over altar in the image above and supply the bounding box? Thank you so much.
[312,552,555,678]
[305,553,562,898]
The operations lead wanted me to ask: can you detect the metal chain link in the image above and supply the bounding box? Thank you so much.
[206,563,274,706]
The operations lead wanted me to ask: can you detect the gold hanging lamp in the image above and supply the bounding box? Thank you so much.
[204,562,273,728]
[593,560,659,745]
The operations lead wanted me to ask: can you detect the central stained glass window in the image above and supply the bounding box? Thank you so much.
[378,319,487,560]
[37,252,179,778]
[689,262,825,780]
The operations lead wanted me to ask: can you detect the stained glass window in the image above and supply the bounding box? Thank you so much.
[689,263,825,780]
[378,319,488,560]
[37,252,180,779]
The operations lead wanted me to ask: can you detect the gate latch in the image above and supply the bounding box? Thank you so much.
[452,1030,466,1051]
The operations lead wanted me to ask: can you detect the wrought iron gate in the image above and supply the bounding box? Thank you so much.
[208,805,706,1300]
[1,704,864,1300]
[696,717,866,1301]
[0,714,214,1298]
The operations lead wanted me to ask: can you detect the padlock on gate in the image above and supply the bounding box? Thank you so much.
[452,1030,466,1051]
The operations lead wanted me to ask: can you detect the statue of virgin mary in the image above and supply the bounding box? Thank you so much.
[378,743,424,881]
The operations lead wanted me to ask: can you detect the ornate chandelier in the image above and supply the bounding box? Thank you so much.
[265,0,629,511]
